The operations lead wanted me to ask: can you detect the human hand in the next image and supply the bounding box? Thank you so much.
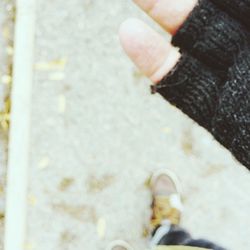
[119,0,250,169]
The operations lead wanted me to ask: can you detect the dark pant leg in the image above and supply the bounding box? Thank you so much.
[157,225,192,246]
[156,225,226,250]
[186,239,226,250]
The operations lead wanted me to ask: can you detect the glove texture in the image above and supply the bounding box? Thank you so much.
[153,0,250,169]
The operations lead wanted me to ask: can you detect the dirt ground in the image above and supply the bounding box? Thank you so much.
[0,0,14,248]
[2,1,250,250]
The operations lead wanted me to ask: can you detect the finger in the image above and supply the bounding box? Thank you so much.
[133,0,197,34]
[119,18,180,83]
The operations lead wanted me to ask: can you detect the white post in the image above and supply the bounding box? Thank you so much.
[4,0,36,249]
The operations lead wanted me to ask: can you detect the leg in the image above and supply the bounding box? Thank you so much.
[106,170,228,250]
[154,224,192,245]
[186,239,226,250]
[150,170,227,250]
[153,224,226,250]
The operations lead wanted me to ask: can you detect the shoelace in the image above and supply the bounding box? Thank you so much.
[151,196,181,229]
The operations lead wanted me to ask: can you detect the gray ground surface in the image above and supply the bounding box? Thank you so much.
[27,1,250,250]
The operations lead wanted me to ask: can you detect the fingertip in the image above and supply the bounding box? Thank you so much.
[119,18,181,83]
[119,18,148,58]
[133,0,197,34]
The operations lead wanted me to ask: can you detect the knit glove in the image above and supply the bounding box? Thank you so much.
[152,0,250,169]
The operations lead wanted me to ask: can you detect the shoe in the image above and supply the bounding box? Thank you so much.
[106,240,134,250]
[150,169,183,229]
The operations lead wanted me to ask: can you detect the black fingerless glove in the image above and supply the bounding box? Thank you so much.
[153,0,250,169]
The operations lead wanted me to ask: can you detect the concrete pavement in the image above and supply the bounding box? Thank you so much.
[2,1,250,250]
[26,1,250,250]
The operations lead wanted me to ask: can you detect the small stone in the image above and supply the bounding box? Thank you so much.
[38,157,50,169]
[27,194,37,207]
[1,75,12,85]
[58,94,66,114]
[97,217,106,239]
[49,72,65,81]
